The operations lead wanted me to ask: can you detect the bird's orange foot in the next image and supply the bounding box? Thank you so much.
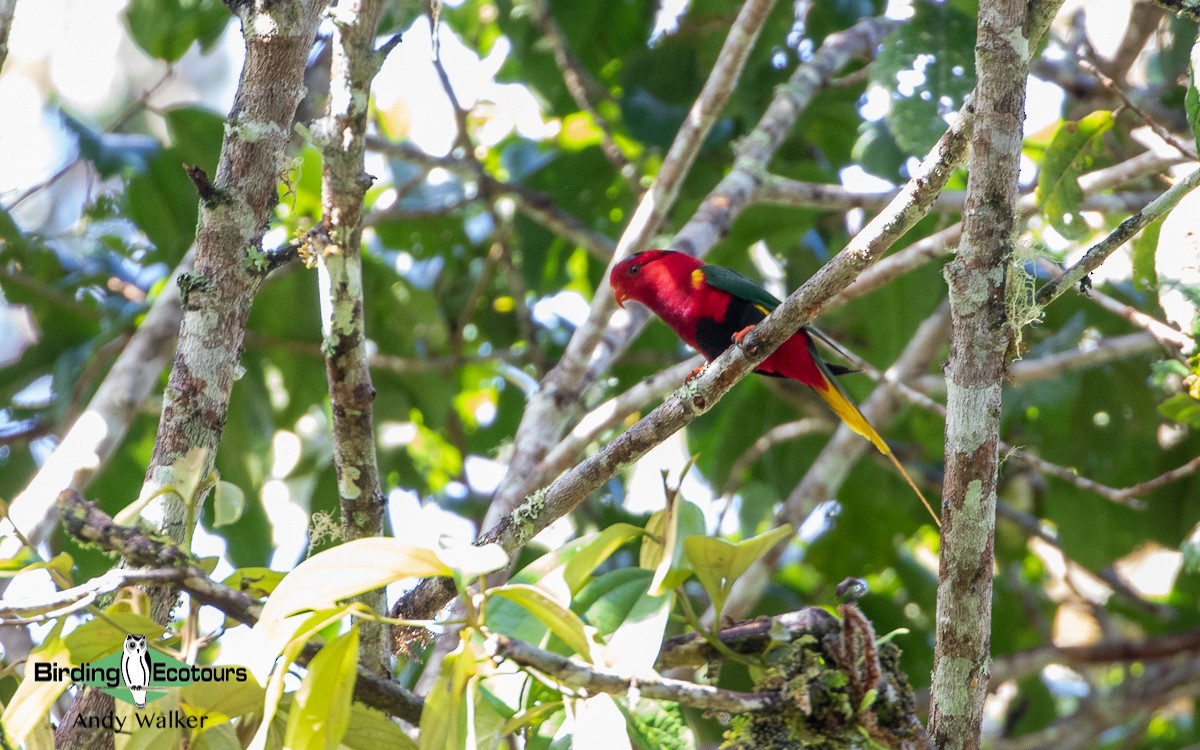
[685,366,705,383]
[732,325,756,350]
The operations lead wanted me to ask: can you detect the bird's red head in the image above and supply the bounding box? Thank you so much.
[610,249,703,310]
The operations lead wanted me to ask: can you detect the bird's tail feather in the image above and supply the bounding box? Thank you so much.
[811,368,941,527]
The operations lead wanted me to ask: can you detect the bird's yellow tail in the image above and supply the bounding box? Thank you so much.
[812,378,941,527]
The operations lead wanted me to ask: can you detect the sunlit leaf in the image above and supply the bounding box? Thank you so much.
[283,627,358,750]
[488,584,598,663]
[562,523,645,594]
[683,525,791,619]
[258,539,505,624]
[213,480,245,527]
[419,638,478,750]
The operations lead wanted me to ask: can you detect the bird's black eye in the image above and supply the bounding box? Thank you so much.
[628,264,640,276]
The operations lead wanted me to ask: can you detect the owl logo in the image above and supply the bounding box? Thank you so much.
[120,634,152,710]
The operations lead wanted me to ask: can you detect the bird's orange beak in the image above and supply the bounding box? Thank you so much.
[613,288,629,309]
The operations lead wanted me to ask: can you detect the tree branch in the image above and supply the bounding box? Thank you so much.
[915,331,1164,394]
[486,634,783,713]
[828,148,1185,310]
[50,490,426,725]
[656,607,840,670]
[477,14,898,543]
[315,0,393,675]
[0,254,190,557]
[1035,167,1200,308]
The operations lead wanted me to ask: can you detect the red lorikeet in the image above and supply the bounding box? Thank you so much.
[610,249,937,524]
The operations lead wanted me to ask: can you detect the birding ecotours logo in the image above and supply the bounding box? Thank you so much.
[33,633,248,709]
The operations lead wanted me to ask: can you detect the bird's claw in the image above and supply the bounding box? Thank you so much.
[685,366,705,383]
[732,325,756,352]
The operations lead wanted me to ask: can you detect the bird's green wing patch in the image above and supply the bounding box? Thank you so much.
[697,265,782,312]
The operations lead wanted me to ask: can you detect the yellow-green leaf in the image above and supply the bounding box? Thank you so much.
[683,525,791,620]
[419,638,478,750]
[563,523,644,595]
[488,584,597,663]
[213,481,245,527]
[64,611,167,663]
[284,627,359,750]
[341,703,420,750]
[181,671,265,720]
[0,551,74,581]
[640,501,705,596]
[1,623,70,746]
[222,567,286,600]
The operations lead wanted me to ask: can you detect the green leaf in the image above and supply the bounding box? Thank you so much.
[222,567,287,600]
[488,584,598,662]
[258,539,507,624]
[341,704,420,750]
[620,701,694,750]
[1036,111,1115,240]
[639,500,706,595]
[683,525,791,620]
[1132,216,1164,291]
[255,607,356,746]
[419,639,478,750]
[574,569,673,673]
[284,627,358,750]
[63,612,167,663]
[190,722,241,750]
[181,672,265,720]
[1158,392,1200,427]
[0,550,73,580]
[871,1,977,156]
[212,481,245,528]
[124,0,231,62]
[562,523,645,595]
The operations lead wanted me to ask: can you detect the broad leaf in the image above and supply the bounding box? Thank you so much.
[563,523,644,594]
[639,500,706,595]
[489,584,598,663]
[1036,111,1115,240]
[125,0,231,62]
[284,627,358,750]
[683,524,791,619]
[419,639,478,750]
[258,538,506,624]
[871,1,977,156]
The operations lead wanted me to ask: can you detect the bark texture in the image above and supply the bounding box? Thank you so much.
[316,0,395,675]
[55,2,328,747]
[928,0,1029,745]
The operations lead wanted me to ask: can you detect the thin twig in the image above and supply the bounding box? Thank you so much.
[1077,58,1197,160]
[914,331,1164,393]
[995,502,1174,619]
[1035,167,1200,308]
